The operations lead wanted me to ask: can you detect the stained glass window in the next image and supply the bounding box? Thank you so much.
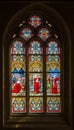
[9,14,62,115]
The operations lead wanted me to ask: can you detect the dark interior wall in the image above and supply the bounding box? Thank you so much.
[0,0,74,129]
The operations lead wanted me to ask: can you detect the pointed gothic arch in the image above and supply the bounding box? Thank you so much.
[3,2,72,129]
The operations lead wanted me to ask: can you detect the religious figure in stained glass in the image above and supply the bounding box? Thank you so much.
[11,72,26,96]
[29,73,43,96]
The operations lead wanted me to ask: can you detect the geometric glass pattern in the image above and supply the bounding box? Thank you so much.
[12,97,26,113]
[10,40,25,54]
[20,28,33,41]
[28,41,43,54]
[46,55,60,72]
[46,41,60,54]
[29,97,43,113]
[29,15,42,28]
[29,55,43,72]
[47,97,61,113]
[38,28,50,41]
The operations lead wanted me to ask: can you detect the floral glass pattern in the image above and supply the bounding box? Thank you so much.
[46,41,60,54]
[29,15,42,28]
[28,41,43,54]
[20,28,33,41]
[38,28,50,41]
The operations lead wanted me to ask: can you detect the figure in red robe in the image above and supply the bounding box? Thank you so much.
[11,81,21,93]
[52,77,59,94]
[33,74,40,93]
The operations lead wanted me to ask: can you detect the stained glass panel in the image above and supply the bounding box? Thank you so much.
[10,55,26,72]
[47,97,61,113]
[46,41,60,54]
[38,28,50,41]
[46,55,60,72]
[28,41,43,54]
[11,73,26,96]
[29,97,43,113]
[29,15,42,28]
[46,73,60,95]
[20,28,33,41]
[29,73,43,96]
[29,55,43,72]
[10,41,25,54]
[10,40,26,114]
[12,97,26,113]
